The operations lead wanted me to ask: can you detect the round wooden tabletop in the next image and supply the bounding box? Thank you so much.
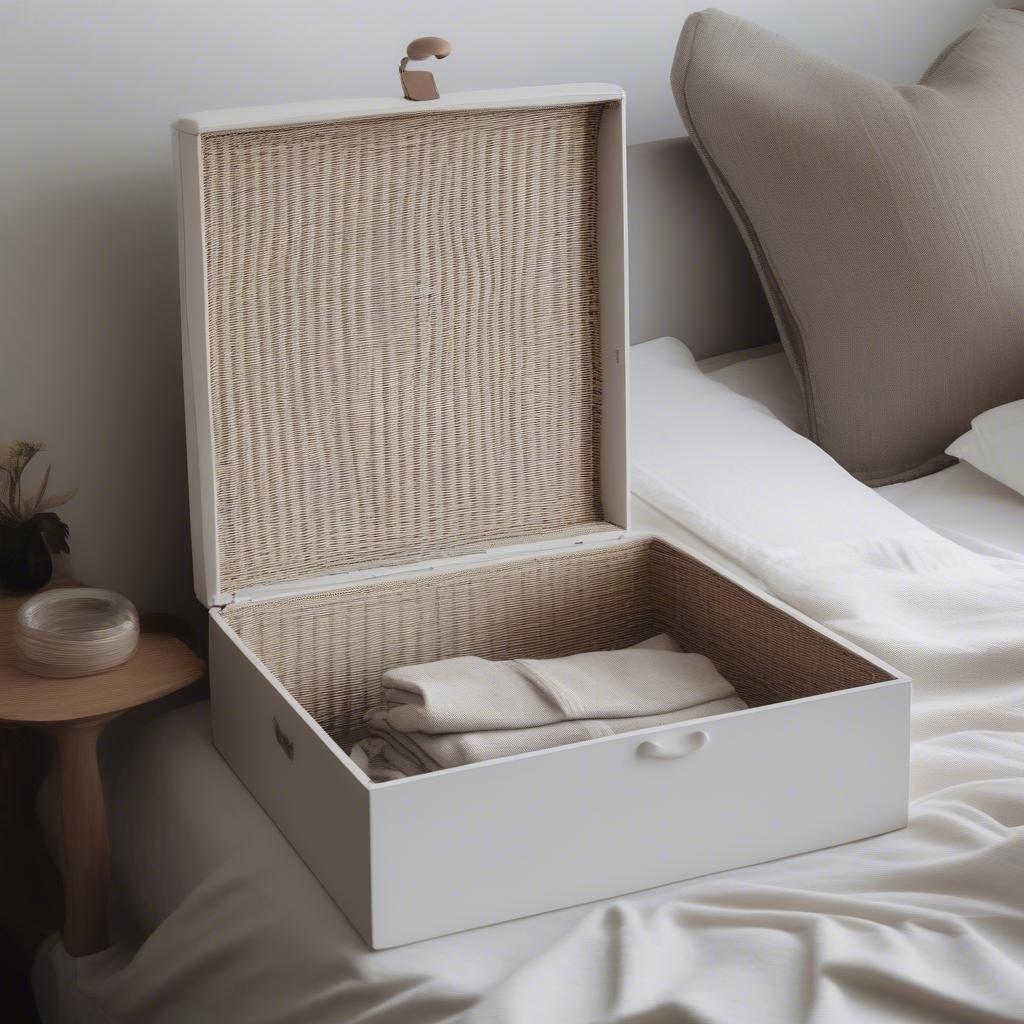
[0,589,205,726]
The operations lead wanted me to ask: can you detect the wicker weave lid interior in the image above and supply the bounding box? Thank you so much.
[199,100,619,596]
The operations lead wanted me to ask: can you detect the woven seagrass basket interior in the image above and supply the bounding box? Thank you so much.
[201,102,614,596]
[225,538,893,742]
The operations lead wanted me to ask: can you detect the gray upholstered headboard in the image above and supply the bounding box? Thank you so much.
[627,137,777,359]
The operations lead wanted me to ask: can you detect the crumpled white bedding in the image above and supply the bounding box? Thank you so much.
[34,342,1024,1024]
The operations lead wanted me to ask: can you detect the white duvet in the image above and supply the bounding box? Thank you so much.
[35,341,1024,1024]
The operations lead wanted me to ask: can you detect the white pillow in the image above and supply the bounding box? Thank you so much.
[946,400,1024,498]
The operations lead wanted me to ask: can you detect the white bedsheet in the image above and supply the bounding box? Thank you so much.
[698,345,1024,562]
[881,464,1024,562]
[35,342,1024,1024]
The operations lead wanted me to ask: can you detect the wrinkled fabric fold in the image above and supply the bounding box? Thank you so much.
[352,634,744,780]
[380,633,734,734]
[352,696,748,779]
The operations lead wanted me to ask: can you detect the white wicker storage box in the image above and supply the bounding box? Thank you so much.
[174,85,910,949]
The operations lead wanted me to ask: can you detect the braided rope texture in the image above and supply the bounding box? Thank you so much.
[226,538,890,739]
[201,103,608,594]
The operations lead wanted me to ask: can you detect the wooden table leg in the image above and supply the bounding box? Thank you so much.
[52,718,110,957]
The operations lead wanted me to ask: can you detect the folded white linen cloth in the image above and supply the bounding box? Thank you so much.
[380,633,736,734]
[352,696,747,781]
[350,635,746,781]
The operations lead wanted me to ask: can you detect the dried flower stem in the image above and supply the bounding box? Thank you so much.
[0,442,76,527]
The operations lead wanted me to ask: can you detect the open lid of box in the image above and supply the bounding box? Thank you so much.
[175,85,629,607]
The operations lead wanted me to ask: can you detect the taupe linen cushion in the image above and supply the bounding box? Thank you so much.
[671,9,1024,484]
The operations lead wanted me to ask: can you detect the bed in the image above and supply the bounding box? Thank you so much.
[697,344,1024,563]
[31,334,1024,1024]
[641,342,1024,567]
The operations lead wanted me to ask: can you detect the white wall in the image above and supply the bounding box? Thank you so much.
[1,0,995,624]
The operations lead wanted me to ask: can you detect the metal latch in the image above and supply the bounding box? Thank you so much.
[399,36,452,101]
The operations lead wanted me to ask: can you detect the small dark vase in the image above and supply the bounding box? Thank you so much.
[0,523,54,593]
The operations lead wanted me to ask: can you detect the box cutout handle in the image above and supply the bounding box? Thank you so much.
[273,717,295,761]
[637,729,709,761]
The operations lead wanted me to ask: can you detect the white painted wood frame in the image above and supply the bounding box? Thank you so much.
[177,86,911,950]
[209,531,910,949]
[174,85,630,609]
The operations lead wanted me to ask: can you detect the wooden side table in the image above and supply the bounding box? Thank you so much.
[0,590,205,957]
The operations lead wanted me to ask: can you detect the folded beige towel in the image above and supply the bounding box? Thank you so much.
[349,635,746,782]
[381,634,735,734]
[352,696,747,780]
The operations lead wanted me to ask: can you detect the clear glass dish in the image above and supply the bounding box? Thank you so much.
[15,588,140,678]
